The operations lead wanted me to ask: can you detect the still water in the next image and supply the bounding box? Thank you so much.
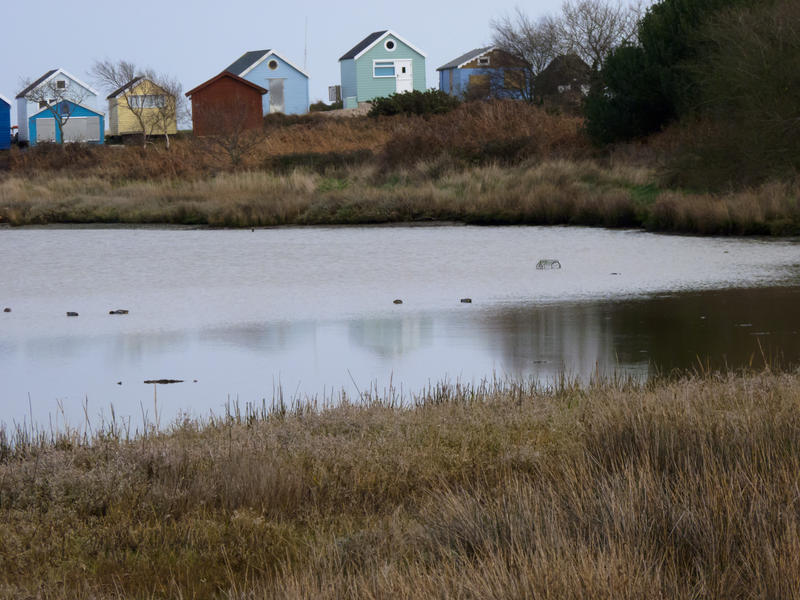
[1,225,799,428]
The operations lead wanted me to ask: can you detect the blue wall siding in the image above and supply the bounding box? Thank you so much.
[240,54,309,115]
[0,100,10,150]
[29,101,104,145]
[340,59,358,107]
[439,67,527,100]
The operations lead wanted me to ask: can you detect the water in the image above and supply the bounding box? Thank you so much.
[2,225,799,428]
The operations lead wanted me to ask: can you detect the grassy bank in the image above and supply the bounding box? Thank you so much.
[1,101,799,235]
[3,370,800,598]
[3,160,800,234]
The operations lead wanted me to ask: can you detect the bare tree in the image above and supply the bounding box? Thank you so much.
[91,59,181,148]
[559,0,643,69]
[21,76,90,144]
[491,9,567,102]
[148,74,184,150]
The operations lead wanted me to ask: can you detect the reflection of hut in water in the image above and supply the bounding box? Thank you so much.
[479,302,649,382]
[348,316,433,358]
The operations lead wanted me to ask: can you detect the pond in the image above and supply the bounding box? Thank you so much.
[1,225,799,429]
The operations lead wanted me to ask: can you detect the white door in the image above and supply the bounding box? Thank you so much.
[395,60,413,93]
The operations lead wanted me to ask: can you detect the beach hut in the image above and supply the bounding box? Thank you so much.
[0,95,10,150]
[225,50,309,115]
[437,47,530,100]
[185,72,267,136]
[15,68,99,143]
[339,30,426,109]
[28,100,104,145]
[107,77,178,138]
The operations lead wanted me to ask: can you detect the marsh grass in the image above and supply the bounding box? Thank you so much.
[2,101,800,234]
[3,370,800,598]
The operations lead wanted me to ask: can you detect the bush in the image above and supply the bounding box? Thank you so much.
[369,89,461,117]
[309,100,343,112]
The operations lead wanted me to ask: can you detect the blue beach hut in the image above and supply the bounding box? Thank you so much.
[29,100,104,145]
[225,50,309,115]
[437,47,530,100]
[0,95,10,150]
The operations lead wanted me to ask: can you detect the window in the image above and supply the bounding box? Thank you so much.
[385,39,396,51]
[60,103,71,116]
[129,95,166,109]
[478,56,490,66]
[38,101,48,109]
[374,61,395,77]
[268,59,279,70]
[56,80,66,89]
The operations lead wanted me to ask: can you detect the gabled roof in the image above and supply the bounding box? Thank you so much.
[107,77,171,100]
[226,50,271,76]
[185,71,268,97]
[16,70,57,98]
[226,49,310,79]
[29,99,103,119]
[107,76,143,99]
[16,68,98,99]
[437,47,494,71]
[339,30,426,61]
[0,94,11,107]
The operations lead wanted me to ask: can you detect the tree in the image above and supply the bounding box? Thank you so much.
[670,0,800,187]
[91,59,183,148]
[21,75,90,145]
[491,9,566,102]
[559,0,643,70]
[585,0,758,144]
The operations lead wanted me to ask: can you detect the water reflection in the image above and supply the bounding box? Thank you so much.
[349,316,434,358]
[480,287,800,381]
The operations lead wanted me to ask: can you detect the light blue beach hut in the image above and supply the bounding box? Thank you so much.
[339,30,426,109]
[226,50,309,115]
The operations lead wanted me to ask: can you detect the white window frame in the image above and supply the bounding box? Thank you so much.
[373,60,397,78]
[384,39,397,52]
[478,56,490,66]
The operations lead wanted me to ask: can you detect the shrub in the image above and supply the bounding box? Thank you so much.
[309,100,343,112]
[369,89,461,117]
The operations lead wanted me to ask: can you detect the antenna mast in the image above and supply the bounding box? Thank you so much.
[304,17,308,71]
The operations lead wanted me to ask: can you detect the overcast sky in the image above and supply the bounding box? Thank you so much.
[1,0,564,123]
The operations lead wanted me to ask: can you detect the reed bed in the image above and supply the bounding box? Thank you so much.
[3,159,799,234]
[2,370,800,598]
[2,101,799,234]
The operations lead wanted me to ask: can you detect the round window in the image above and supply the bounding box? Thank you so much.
[268,59,279,70]
[385,39,396,51]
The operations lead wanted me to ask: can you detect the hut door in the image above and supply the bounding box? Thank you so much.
[269,79,285,114]
[395,60,413,93]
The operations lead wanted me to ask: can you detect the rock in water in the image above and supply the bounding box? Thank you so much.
[3,307,10,313]
[460,298,472,303]
[66,311,79,317]
[109,309,129,315]
[393,299,403,305]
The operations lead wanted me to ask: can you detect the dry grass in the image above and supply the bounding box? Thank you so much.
[2,370,800,598]
[2,100,799,234]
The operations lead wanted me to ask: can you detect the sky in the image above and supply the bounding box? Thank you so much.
[0,0,563,124]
